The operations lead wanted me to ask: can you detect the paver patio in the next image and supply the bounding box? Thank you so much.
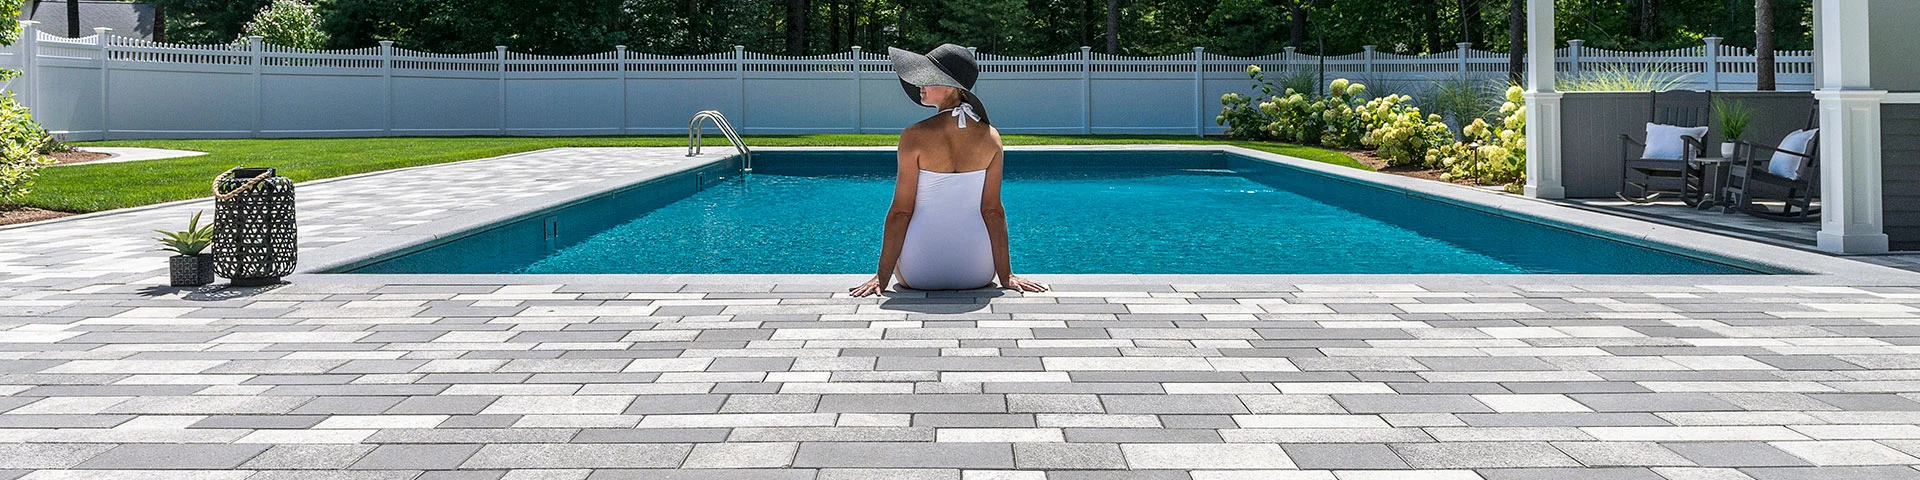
[6,148,1920,479]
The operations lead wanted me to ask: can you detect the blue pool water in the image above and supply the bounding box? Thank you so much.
[349,151,1758,275]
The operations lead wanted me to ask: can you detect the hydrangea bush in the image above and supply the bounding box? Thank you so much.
[1429,86,1528,192]
[1218,65,1527,189]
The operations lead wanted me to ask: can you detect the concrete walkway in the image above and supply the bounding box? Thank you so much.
[4,148,1920,479]
[53,147,207,167]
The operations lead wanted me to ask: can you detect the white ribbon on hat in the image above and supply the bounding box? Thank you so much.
[940,103,980,129]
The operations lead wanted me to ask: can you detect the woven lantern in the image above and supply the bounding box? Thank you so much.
[212,167,297,286]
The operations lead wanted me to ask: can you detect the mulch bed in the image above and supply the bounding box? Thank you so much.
[1343,148,1498,189]
[49,150,113,165]
[0,206,74,226]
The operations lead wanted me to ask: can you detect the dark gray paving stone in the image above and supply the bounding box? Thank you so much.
[1667,442,1813,467]
[1335,394,1494,413]
[190,414,329,429]
[461,444,692,469]
[351,444,484,470]
[75,444,271,469]
[1807,393,1920,411]
[586,470,817,480]
[817,394,1005,413]
[1101,395,1248,414]
[1478,467,1664,480]
[792,442,1013,468]
[573,428,733,443]
[1282,443,1410,469]
[1740,466,1920,480]
[624,395,728,414]
[1569,393,1742,412]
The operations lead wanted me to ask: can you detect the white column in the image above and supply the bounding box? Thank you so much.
[735,45,746,127]
[1813,0,1887,254]
[1081,46,1092,134]
[1194,46,1205,137]
[1522,0,1565,199]
[496,45,508,134]
[1362,45,1375,76]
[1567,40,1583,75]
[98,28,113,140]
[852,46,862,134]
[1702,37,1721,91]
[616,45,628,135]
[380,40,393,135]
[1457,42,1470,74]
[247,35,263,138]
[19,21,37,113]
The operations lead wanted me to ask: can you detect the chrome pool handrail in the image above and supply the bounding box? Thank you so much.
[688,110,751,174]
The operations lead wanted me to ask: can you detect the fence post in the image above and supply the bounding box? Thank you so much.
[616,45,628,135]
[1567,39,1583,75]
[1283,46,1296,77]
[1081,45,1091,134]
[380,40,393,135]
[99,28,114,140]
[18,21,36,113]
[1193,46,1205,137]
[1363,45,1375,76]
[1702,37,1721,91]
[851,46,862,134]
[248,35,262,139]
[735,45,746,127]
[1457,42,1471,75]
[496,45,507,134]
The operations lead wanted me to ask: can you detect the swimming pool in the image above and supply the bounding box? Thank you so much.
[345,150,1762,275]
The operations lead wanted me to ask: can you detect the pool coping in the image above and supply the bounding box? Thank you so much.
[295,145,1920,287]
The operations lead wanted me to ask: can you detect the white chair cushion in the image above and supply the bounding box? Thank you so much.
[1768,128,1818,180]
[1643,123,1709,160]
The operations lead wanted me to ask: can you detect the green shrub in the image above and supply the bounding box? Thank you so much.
[1430,86,1527,191]
[0,94,54,206]
[1713,97,1752,142]
[1361,94,1452,166]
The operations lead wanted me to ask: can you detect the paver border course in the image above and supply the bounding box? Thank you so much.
[273,145,1919,286]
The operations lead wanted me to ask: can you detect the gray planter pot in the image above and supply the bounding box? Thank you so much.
[169,254,215,287]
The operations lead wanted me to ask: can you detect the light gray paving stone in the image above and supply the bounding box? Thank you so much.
[680,443,798,469]
[0,444,117,469]
[1012,443,1127,470]
[240,445,378,470]
[1553,442,1695,467]
[1477,467,1666,480]
[1392,441,1582,468]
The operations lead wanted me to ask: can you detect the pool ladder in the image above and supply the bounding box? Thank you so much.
[688,110,751,174]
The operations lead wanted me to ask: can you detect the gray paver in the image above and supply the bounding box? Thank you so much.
[3,147,1920,479]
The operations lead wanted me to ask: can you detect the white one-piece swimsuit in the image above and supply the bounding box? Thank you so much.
[894,168,996,290]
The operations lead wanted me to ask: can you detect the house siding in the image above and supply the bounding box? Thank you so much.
[1883,104,1920,251]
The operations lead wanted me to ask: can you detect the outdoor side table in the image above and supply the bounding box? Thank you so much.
[1685,156,1733,211]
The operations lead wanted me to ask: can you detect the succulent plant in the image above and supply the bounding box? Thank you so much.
[154,211,217,256]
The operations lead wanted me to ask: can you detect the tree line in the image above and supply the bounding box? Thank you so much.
[83,0,1810,88]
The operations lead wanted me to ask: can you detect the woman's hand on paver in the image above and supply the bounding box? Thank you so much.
[849,277,887,297]
[1002,275,1047,293]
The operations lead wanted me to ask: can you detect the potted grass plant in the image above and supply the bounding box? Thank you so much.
[156,211,217,287]
[1713,98,1752,158]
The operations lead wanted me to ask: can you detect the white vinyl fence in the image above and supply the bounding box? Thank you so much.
[4,22,1815,140]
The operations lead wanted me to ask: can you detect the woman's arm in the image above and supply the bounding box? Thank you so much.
[979,130,1046,292]
[852,129,921,296]
[980,147,1013,285]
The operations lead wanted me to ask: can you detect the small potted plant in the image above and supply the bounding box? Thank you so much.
[1713,97,1752,158]
[155,211,217,287]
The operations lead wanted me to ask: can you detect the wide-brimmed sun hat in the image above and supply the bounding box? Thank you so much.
[888,44,990,125]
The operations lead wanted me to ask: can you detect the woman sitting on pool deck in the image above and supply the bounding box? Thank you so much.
[848,44,1049,297]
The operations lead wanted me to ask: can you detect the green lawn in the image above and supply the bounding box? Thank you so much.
[38,135,1362,213]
